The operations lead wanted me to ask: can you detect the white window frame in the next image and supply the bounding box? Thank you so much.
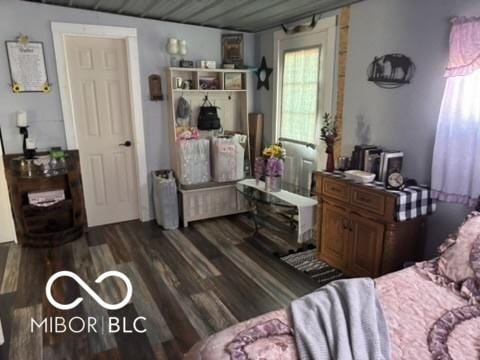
[272,16,337,145]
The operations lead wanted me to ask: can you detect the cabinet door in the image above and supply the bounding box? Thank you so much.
[348,213,384,277]
[320,202,348,269]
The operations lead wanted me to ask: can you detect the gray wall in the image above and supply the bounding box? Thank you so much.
[0,0,255,217]
[256,0,480,258]
[343,0,480,257]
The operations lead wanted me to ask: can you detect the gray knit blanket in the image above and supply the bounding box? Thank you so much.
[291,278,391,360]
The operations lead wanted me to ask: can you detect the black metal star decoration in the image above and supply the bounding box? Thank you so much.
[256,56,273,90]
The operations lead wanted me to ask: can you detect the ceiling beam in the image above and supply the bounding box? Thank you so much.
[117,0,134,14]
[159,0,192,20]
[207,0,285,28]
[251,0,363,32]
[139,0,165,17]
[180,0,225,24]
[93,0,103,10]
[200,0,258,25]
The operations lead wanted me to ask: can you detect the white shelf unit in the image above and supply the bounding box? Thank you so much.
[166,67,252,226]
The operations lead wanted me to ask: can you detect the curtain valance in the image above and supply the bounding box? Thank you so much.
[445,17,480,77]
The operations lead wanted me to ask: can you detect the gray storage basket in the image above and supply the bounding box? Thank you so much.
[152,170,179,230]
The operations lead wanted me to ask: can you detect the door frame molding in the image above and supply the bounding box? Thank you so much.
[52,22,150,222]
[0,146,17,243]
[271,16,337,162]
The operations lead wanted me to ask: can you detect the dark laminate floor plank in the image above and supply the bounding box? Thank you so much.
[0,244,21,294]
[0,292,15,360]
[9,304,43,360]
[149,235,206,296]
[89,244,126,304]
[232,215,300,254]
[195,221,299,304]
[42,244,91,359]
[14,247,48,308]
[85,226,107,246]
[162,339,184,360]
[117,262,173,345]
[237,242,319,296]
[0,215,319,359]
[191,290,238,331]
[152,260,214,339]
[109,304,156,360]
[104,225,133,264]
[91,348,122,360]
[178,226,224,260]
[0,243,10,289]
[207,256,284,321]
[163,230,220,279]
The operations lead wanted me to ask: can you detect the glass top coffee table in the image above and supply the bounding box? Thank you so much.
[235,179,312,239]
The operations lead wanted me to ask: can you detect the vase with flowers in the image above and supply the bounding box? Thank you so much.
[320,113,339,172]
[259,143,286,192]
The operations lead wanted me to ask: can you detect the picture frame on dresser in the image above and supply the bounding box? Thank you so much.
[379,151,404,183]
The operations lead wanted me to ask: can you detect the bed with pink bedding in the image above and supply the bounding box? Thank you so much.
[186,211,480,359]
[186,267,477,359]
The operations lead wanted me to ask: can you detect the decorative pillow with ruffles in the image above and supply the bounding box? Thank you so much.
[416,211,480,303]
[438,211,480,282]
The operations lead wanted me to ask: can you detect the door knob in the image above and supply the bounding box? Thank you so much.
[119,141,132,147]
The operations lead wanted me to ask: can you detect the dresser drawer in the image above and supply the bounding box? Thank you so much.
[322,177,350,202]
[351,187,385,216]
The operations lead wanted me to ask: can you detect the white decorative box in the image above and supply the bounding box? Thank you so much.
[197,60,216,69]
[28,189,65,207]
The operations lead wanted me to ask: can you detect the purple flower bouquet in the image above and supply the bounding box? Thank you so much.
[254,157,265,184]
[266,158,284,177]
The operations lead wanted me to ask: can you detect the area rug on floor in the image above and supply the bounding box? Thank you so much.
[281,249,345,288]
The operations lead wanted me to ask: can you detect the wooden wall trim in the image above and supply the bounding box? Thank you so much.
[334,6,351,159]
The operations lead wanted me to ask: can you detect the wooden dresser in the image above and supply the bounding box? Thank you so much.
[315,172,426,278]
[4,150,86,247]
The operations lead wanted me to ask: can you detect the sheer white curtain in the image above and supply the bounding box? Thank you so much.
[280,47,320,144]
[431,17,480,206]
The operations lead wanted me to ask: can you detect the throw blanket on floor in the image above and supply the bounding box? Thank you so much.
[291,278,391,360]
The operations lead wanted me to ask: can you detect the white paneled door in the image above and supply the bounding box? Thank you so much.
[273,17,336,190]
[65,37,139,227]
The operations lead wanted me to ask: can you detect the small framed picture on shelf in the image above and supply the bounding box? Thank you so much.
[199,76,219,90]
[222,33,244,67]
[224,73,242,90]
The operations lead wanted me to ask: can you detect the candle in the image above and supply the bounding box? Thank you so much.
[26,138,36,150]
[16,111,27,127]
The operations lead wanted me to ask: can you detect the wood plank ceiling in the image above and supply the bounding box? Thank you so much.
[23,0,364,32]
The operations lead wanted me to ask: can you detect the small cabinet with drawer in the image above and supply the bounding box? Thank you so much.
[316,172,426,277]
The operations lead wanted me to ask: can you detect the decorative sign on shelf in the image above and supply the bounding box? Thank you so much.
[5,35,51,93]
[367,54,415,89]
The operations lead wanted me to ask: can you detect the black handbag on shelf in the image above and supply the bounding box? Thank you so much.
[197,96,221,130]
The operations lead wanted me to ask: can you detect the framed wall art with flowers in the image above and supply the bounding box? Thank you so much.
[5,36,51,93]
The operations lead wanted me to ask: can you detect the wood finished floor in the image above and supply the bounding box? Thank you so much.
[0,215,318,360]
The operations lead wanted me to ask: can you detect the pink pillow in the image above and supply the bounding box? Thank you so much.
[437,211,480,282]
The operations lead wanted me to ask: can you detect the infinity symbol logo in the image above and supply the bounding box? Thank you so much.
[46,271,133,310]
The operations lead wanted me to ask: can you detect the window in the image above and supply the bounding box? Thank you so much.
[279,47,320,144]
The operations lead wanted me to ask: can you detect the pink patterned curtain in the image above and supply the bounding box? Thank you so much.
[444,17,480,77]
[432,17,480,206]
